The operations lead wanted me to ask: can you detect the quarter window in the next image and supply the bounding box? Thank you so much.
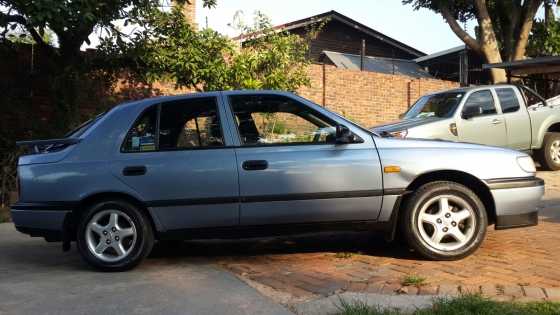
[229,95,336,146]
[159,98,224,150]
[122,106,158,152]
[462,90,497,117]
[496,88,521,113]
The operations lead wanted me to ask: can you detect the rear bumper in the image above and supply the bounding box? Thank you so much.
[485,177,544,230]
[11,202,74,241]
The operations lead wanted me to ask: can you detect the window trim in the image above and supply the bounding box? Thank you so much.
[461,89,498,119]
[227,94,341,148]
[120,97,229,154]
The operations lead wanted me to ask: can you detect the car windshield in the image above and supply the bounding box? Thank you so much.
[404,92,464,119]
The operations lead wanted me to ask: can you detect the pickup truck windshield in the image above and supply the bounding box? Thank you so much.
[404,92,464,119]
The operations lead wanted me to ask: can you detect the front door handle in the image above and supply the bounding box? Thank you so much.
[491,119,502,125]
[123,166,147,176]
[242,160,268,171]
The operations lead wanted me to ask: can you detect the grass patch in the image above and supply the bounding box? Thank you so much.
[401,275,427,287]
[335,252,354,259]
[0,207,11,223]
[336,294,560,315]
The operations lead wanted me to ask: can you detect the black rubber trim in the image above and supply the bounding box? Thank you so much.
[146,197,239,207]
[16,138,81,147]
[485,177,544,190]
[495,211,538,230]
[11,202,78,211]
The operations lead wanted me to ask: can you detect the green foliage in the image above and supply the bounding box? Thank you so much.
[401,275,427,287]
[529,18,560,56]
[105,8,311,92]
[336,294,560,315]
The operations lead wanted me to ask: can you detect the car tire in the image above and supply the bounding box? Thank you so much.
[76,199,154,271]
[537,132,560,171]
[401,181,487,260]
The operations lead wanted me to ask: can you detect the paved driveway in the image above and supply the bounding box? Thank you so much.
[1,171,558,313]
[0,224,291,315]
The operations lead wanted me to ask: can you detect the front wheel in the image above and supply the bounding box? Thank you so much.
[537,132,560,171]
[76,200,154,271]
[401,181,487,260]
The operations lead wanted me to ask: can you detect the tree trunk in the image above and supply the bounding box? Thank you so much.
[512,0,543,61]
[474,0,508,83]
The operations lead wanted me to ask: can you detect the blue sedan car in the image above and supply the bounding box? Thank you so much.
[12,91,544,271]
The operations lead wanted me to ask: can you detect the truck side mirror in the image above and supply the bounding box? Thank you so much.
[462,106,482,119]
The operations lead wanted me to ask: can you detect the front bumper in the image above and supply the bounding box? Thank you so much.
[485,177,544,230]
[10,202,74,242]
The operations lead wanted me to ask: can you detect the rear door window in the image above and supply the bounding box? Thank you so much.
[496,88,520,113]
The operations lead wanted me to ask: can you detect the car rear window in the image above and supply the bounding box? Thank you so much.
[496,88,520,113]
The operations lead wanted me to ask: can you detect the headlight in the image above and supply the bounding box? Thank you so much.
[390,129,408,138]
[517,156,536,173]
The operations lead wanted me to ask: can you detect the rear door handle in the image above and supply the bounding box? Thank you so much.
[123,166,147,176]
[242,160,268,171]
[491,119,502,125]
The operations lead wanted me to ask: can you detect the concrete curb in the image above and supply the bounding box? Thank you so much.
[293,292,435,315]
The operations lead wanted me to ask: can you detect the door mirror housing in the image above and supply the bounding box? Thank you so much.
[462,106,483,119]
[335,125,358,144]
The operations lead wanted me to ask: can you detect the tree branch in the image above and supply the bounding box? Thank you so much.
[1,13,52,51]
[438,3,482,55]
[513,0,543,60]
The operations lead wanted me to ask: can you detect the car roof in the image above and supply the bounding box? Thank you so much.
[425,84,520,96]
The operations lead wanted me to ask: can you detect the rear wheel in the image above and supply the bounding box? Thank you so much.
[537,132,560,171]
[77,200,154,271]
[402,181,487,260]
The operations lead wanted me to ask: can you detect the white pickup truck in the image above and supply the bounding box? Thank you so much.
[373,84,560,170]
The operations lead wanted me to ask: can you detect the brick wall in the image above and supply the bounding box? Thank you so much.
[297,64,459,128]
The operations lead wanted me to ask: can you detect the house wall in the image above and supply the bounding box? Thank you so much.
[290,20,419,62]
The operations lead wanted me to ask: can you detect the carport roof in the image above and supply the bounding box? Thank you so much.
[320,51,433,79]
[483,56,560,75]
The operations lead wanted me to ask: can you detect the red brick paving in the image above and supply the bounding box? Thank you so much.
[219,212,560,302]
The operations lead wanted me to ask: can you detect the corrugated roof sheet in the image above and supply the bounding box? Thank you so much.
[322,51,433,79]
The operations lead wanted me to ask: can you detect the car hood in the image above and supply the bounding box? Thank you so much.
[371,117,443,133]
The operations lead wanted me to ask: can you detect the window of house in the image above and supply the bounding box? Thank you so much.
[122,106,158,152]
[229,95,336,146]
[159,98,224,150]
[496,88,521,113]
[462,90,497,117]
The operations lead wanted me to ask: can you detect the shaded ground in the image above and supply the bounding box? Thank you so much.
[0,224,291,315]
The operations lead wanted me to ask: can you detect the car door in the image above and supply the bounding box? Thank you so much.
[457,89,508,146]
[112,96,239,231]
[224,93,383,226]
[495,87,532,150]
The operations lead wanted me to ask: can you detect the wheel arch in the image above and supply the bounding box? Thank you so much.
[404,170,496,225]
[65,191,160,241]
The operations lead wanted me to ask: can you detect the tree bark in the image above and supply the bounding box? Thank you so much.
[474,0,507,83]
[439,4,482,55]
[512,0,543,61]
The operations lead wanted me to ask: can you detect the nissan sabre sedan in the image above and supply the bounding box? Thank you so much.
[12,91,544,271]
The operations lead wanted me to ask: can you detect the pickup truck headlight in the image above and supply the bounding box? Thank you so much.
[517,156,536,173]
[390,129,408,139]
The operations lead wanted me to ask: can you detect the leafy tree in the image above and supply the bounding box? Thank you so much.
[403,0,555,83]
[528,3,560,56]
[0,0,216,130]
[103,9,311,92]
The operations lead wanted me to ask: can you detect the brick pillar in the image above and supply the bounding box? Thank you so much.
[179,0,197,27]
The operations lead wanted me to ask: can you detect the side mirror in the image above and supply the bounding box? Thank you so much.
[335,125,356,144]
[462,106,482,119]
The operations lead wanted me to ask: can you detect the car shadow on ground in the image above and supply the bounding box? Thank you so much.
[148,231,421,262]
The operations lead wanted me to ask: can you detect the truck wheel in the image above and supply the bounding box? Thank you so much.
[401,181,487,260]
[76,199,154,271]
[537,132,560,171]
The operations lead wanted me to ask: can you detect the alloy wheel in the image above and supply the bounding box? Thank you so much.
[550,140,560,164]
[417,195,476,251]
[85,209,137,263]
